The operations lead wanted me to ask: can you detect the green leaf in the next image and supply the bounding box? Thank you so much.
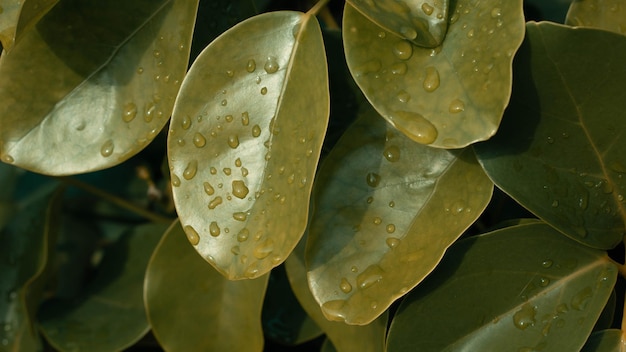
[342,0,525,148]
[386,222,618,351]
[346,0,449,48]
[0,0,198,175]
[566,0,626,35]
[582,329,623,352]
[285,235,388,352]
[305,107,493,325]
[167,10,329,279]
[0,185,62,351]
[0,0,22,49]
[39,223,167,352]
[474,22,626,249]
[144,220,269,351]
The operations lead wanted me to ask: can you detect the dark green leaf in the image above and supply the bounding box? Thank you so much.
[582,329,623,352]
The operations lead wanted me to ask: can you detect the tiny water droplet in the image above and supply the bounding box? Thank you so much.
[171,174,181,187]
[1,155,14,163]
[260,87,267,95]
[237,228,249,242]
[423,66,440,92]
[386,237,400,249]
[356,265,384,289]
[449,99,465,113]
[340,278,352,293]
[539,277,550,287]
[183,160,198,180]
[421,3,434,15]
[123,103,137,122]
[383,145,401,162]
[246,59,256,73]
[541,259,553,268]
[241,112,250,126]
[233,212,247,221]
[181,116,192,130]
[232,180,249,199]
[393,40,413,60]
[221,99,227,106]
[100,140,114,157]
[373,217,382,225]
[184,225,200,245]
[366,172,381,187]
[223,167,231,176]
[491,7,502,18]
[397,90,411,103]
[252,125,261,137]
[386,224,396,233]
[209,221,221,237]
[264,56,279,73]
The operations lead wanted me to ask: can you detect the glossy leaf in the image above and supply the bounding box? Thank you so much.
[0,0,198,175]
[0,0,21,49]
[0,185,62,351]
[285,235,388,352]
[474,22,626,249]
[168,11,329,279]
[387,222,618,351]
[566,0,626,35]
[343,0,524,148]
[144,221,269,351]
[582,329,623,352]
[39,223,165,352]
[305,107,493,325]
[346,0,449,47]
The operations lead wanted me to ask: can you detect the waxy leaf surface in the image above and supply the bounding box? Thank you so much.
[343,0,524,148]
[346,0,448,47]
[144,221,269,351]
[566,0,626,35]
[39,223,166,352]
[387,222,617,351]
[305,107,493,325]
[285,236,388,352]
[582,329,623,352]
[0,0,198,175]
[475,22,626,249]
[168,11,329,279]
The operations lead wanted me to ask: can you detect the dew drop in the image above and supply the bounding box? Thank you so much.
[210,167,217,175]
[356,265,384,289]
[122,103,138,122]
[373,217,382,225]
[386,237,401,249]
[232,180,249,199]
[541,259,553,268]
[251,124,262,138]
[397,90,411,103]
[467,28,475,38]
[209,221,221,237]
[366,196,374,204]
[171,174,181,187]
[254,238,274,259]
[366,172,381,187]
[225,114,233,123]
[241,112,250,126]
[383,145,401,162]
[183,225,200,245]
[421,3,434,15]
[246,59,256,73]
[260,87,267,95]
[392,111,438,145]
[181,116,192,130]
[491,7,502,18]
[203,182,215,196]
[100,140,114,157]
[321,300,347,322]
[223,167,232,176]
[227,134,240,149]
[208,196,223,209]
[340,278,353,293]
[423,66,440,92]
[449,99,465,113]
[235,158,242,167]
[264,56,279,73]
[221,99,227,106]
[390,62,407,75]
[183,160,198,180]
[241,167,249,177]
[393,40,413,60]
[233,212,247,221]
[193,132,206,148]
[539,277,550,287]
[513,304,536,330]
[1,155,14,163]
[386,224,396,233]
[237,228,249,242]
[400,26,418,40]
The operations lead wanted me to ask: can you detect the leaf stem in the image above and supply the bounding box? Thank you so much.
[307,0,332,17]
[55,176,174,224]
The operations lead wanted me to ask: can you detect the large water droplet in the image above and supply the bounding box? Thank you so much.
[227,134,240,149]
[513,304,536,330]
[340,278,353,293]
[321,300,347,322]
[209,221,221,237]
[356,265,384,289]
[393,111,438,144]
[383,145,401,162]
[423,66,440,92]
[183,160,198,180]
[232,180,249,199]
[264,56,279,73]
[393,40,413,60]
[193,132,206,148]
[204,182,215,195]
[366,172,381,187]
[100,140,114,157]
[184,225,200,245]
[421,3,434,15]
[122,103,137,122]
[254,238,274,259]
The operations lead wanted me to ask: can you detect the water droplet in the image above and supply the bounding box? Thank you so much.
[100,140,114,157]
[388,201,395,207]
[551,200,559,208]
[210,167,217,175]
[221,99,227,106]
[321,300,347,322]
[449,99,465,113]
[204,182,215,196]
[467,28,475,38]
[397,90,411,103]
[232,180,249,199]
[123,103,137,122]
[340,278,352,293]
[223,167,232,176]
[351,266,358,273]
[264,56,279,73]
[209,221,221,237]
[184,225,200,245]
[393,40,413,60]
[392,111,438,144]
[386,224,396,233]
[260,87,267,95]
[383,145,401,162]
[241,112,250,126]
[400,26,417,40]
[390,62,407,75]
[386,237,400,249]
[233,212,247,221]
[1,154,14,163]
[242,167,249,177]
[136,67,144,74]
[421,3,434,15]
[225,115,233,123]
[153,50,161,58]
[252,125,261,137]
[237,228,249,242]
[491,7,502,18]
[208,196,223,209]
[571,286,593,310]
[227,134,240,149]
[226,70,234,77]
[171,174,181,187]
[513,304,536,330]
[541,259,553,268]
[539,277,550,287]
[183,160,198,180]
[254,238,274,259]
[356,265,384,289]
[193,132,206,148]
[181,116,192,130]
[423,66,440,92]
[373,217,382,225]
[246,59,256,73]
[366,172,381,187]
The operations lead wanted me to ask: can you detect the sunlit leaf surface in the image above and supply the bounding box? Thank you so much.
[285,236,388,352]
[39,223,165,352]
[566,0,626,35]
[305,107,493,325]
[582,329,623,352]
[343,0,524,148]
[346,0,449,47]
[387,222,617,351]
[145,221,269,351]
[474,22,626,249]
[0,0,198,175]
[168,11,329,279]
[0,0,22,49]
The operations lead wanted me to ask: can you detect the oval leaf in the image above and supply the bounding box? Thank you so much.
[168,11,329,279]
[0,0,198,175]
[343,0,525,148]
[566,0,626,35]
[144,221,269,351]
[305,107,493,325]
[346,0,449,47]
[39,223,166,352]
[474,22,626,249]
[386,222,618,351]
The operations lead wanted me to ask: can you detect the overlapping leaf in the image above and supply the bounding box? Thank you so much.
[474,22,626,249]
[39,223,166,352]
[144,221,269,351]
[168,11,329,279]
[343,0,525,148]
[0,0,198,175]
[566,0,626,35]
[347,0,449,47]
[582,329,623,352]
[285,236,388,352]
[386,222,617,351]
[305,107,493,325]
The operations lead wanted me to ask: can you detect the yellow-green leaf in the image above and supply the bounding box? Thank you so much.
[0,0,22,49]
[346,0,449,47]
[168,11,329,279]
[0,0,198,175]
[144,221,269,351]
[285,235,388,352]
[305,106,493,325]
[566,0,626,35]
[343,0,525,148]
[387,222,617,351]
